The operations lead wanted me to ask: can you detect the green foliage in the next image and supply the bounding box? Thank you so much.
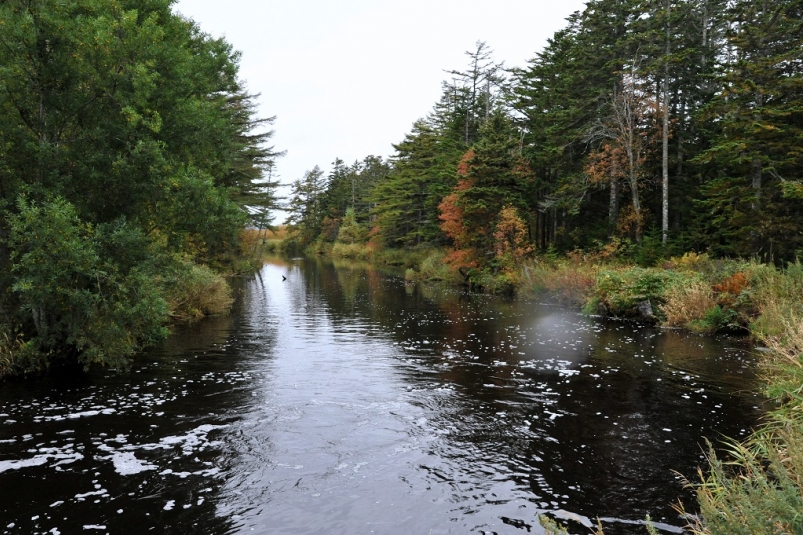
[538,515,569,535]
[594,267,679,317]
[149,167,247,263]
[162,261,233,323]
[447,110,536,261]
[319,156,390,229]
[331,242,372,261]
[0,0,274,374]
[633,226,670,267]
[336,208,368,245]
[0,322,50,377]
[687,305,738,334]
[685,423,803,535]
[417,251,459,282]
[8,197,169,369]
[285,166,326,245]
[371,119,464,248]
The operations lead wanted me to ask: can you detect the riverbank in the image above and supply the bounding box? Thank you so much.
[0,230,275,379]
[300,241,799,336]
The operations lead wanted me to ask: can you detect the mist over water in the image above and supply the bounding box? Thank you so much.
[0,258,762,534]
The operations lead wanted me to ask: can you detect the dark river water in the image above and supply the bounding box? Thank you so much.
[0,257,763,534]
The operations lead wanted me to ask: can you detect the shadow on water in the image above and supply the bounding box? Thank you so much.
[0,257,762,534]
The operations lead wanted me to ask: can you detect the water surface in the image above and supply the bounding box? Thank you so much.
[0,258,763,534]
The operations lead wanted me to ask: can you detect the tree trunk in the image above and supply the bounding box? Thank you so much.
[751,91,764,210]
[609,164,619,236]
[662,0,671,244]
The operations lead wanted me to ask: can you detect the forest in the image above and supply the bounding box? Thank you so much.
[284,0,803,276]
[0,0,280,375]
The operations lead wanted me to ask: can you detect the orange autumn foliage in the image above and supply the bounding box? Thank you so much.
[493,206,533,265]
[456,149,475,177]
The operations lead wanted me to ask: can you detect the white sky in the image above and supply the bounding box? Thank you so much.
[172,0,588,212]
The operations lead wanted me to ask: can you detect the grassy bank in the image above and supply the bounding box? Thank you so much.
[507,254,803,533]
[504,253,803,533]
[678,267,803,534]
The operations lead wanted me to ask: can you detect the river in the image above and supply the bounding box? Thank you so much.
[0,257,763,534]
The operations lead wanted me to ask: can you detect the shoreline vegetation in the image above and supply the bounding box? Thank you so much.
[268,232,803,534]
[0,229,273,379]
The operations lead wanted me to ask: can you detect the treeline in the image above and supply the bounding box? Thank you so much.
[0,0,280,374]
[286,0,803,274]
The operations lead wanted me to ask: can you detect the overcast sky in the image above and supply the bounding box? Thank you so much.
[172,0,588,212]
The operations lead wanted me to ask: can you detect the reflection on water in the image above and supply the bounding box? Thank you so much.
[0,257,762,534]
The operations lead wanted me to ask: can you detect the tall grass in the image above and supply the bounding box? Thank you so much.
[661,276,717,329]
[164,262,233,322]
[519,260,597,306]
[331,242,374,260]
[678,261,803,534]
[0,325,38,377]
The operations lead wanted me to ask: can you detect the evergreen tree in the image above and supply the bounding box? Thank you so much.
[694,0,803,260]
[285,166,326,244]
[439,109,536,264]
[0,0,280,370]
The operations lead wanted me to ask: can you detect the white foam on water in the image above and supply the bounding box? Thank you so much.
[110,451,157,476]
[74,489,109,501]
[0,449,83,474]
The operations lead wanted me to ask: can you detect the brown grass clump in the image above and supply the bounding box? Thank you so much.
[523,261,597,306]
[166,263,233,322]
[239,228,263,253]
[667,251,712,272]
[661,278,717,328]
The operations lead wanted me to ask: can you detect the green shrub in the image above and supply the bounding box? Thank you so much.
[594,267,680,317]
[463,268,517,295]
[305,239,333,256]
[0,323,50,377]
[417,251,459,282]
[374,248,420,267]
[687,305,738,333]
[8,197,170,369]
[336,208,368,245]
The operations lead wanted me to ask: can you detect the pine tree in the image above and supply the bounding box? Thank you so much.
[285,166,326,244]
[694,0,803,260]
[439,109,535,264]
